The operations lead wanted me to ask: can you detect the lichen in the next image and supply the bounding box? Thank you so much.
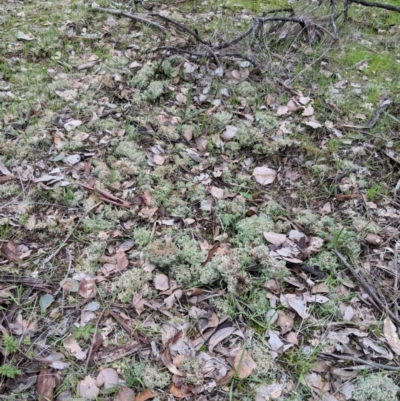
[130,65,155,89]
[130,362,170,389]
[0,183,20,200]
[109,268,152,302]
[255,112,279,130]
[143,81,165,101]
[235,213,275,246]
[212,111,232,128]
[132,227,152,248]
[145,238,179,268]
[352,374,399,401]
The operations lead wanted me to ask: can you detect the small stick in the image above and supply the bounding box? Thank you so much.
[333,249,400,326]
[149,12,209,44]
[92,7,168,34]
[350,0,400,13]
[84,310,105,373]
[42,203,101,267]
[321,352,400,371]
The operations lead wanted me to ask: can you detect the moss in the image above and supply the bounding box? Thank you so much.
[129,362,170,389]
[212,111,233,128]
[109,268,152,302]
[145,239,179,268]
[130,65,155,89]
[353,374,399,401]
[214,199,246,229]
[115,141,147,166]
[143,81,165,101]
[249,340,274,378]
[235,213,275,246]
[78,241,106,274]
[181,357,203,385]
[255,112,279,130]
[250,245,289,279]
[308,251,340,273]
[133,227,152,248]
[0,183,20,200]
[82,212,116,233]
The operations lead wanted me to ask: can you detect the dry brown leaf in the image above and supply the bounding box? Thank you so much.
[234,349,256,379]
[37,369,57,401]
[253,166,277,186]
[154,274,170,291]
[277,105,289,116]
[63,335,87,360]
[136,389,158,401]
[208,326,236,352]
[280,294,308,318]
[302,104,314,116]
[79,278,96,299]
[277,311,293,335]
[96,368,119,389]
[383,316,400,356]
[114,386,136,401]
[77,376,100,400]
[255,383,282,401]
[264,232,287,246]
[211,186,224,199]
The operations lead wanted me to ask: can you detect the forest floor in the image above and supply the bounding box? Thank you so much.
[1,0,400,400]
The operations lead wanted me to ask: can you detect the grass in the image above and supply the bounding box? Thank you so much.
[1,0,400,399]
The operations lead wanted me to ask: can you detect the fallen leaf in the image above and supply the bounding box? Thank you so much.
[64,119,82,131]
[79,278,96,299]
[96,368,119,389]
[302,104,314,116]
[37,369,57,401]
[383,316,400,356]
[77,376,99,400]
[221,125,238,141]
[305,120,322,129]
[264,232,287,246]
[277,311,293,335]
[40,294,54,313]
[136,389,158,401]
[208,326,236,352]
[277,105,289,116]
[281,294,308,318]
[234,349,256,379]
[114,386,136,401]
[63,335,88,360]
[211,186,224,199]
[255,383,282,401]
[155,274,170,291]
[253,166,277,186]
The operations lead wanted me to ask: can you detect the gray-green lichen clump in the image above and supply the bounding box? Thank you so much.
[352,374,399,401]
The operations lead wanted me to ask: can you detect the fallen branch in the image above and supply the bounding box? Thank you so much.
[321,352,400,371]
[333,249,400,326]
[149,12,209,45]
[350,0,400,13]
[78,182,132,208]
[92,6,168,35]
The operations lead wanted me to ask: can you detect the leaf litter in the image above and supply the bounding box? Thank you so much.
[0,0,400,400]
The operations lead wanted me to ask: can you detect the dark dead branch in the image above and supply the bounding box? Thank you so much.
[333,249,400,326]
[92,6,168,34]
[321,352,400,371]
[350,0,400,13]
[149,12,210,45]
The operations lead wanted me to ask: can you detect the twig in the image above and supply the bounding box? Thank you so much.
[92,7,168,35]
[330,0,338,38]
[149,12,209,44]
[84,309,105,373]
[320,352,400,371]
[41,203,101,267]
[53,248,73,298]
[350,0,400,13]
[333,249,400,326]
